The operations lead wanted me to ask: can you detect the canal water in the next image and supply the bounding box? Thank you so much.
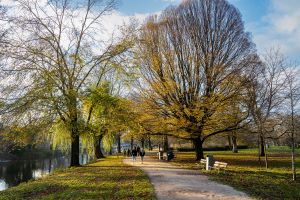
[0,154,92,191]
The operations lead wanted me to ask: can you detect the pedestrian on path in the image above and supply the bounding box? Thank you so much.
[127,149,131,157]
[137,146,141,155]
[140,148,145,164]
[132,147,137,163]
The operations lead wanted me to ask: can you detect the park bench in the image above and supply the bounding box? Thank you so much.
[210,161,227,173]
[196,159,207,169]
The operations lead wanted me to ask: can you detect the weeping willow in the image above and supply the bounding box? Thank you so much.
[102,131,115,152]
[50,120,72,153]
[80,131,95,156]
[50,119,96,157]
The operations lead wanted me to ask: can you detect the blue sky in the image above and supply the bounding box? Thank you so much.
[116,0,300,62]
[1,0,298,61]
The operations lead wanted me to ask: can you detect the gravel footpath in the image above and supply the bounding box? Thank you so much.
[124,156,252,200]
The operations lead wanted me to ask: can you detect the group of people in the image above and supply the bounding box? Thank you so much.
[123,146,146,164]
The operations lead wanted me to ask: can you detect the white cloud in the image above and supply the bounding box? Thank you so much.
[252,0,300,61]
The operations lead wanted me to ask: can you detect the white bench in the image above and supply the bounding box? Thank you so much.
[196,159,207,169]
[211,161,228,173]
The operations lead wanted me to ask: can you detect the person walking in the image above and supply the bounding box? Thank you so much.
[127,149,131,157]
[137,146,141,155]
[132,147,137,163]
[140,148,145,164]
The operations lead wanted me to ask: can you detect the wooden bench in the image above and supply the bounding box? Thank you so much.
[196,159,207,169]
[210,161,228,173]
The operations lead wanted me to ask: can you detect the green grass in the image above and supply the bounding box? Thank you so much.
[0,156,156,200]
[170,147,300,200]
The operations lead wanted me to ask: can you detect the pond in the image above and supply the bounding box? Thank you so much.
[0,154,92,191]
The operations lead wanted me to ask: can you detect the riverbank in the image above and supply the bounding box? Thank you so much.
[0,156,155,200]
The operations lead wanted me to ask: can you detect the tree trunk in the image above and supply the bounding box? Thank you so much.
[148,136,152,151]
[257,134,262,167]
[193,137,203,160]
[264,142,268,169]
[130,137,134,150]
[227,135,232,148]
[163,135,168,151]
[69,92,80,167]
[71,134,80,166]
[95,135,105,159]
[292,142,296,180]
[291,99,296,181]
[141,138,145,149]
[232,135,238,153]
[117,134,121,153]
[259,135,265,156]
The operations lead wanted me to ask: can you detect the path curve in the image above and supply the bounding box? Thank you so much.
[124,156,252,200]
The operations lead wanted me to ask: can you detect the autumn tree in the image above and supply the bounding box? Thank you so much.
[0,0,130,166]
[134,0,257,160]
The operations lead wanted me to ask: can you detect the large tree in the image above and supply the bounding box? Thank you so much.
[135,0,258,160]
[0,0,129,166]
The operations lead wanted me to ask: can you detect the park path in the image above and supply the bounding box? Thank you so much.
[124,156,252,200]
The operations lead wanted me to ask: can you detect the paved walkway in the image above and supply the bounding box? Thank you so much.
[124,156,252,200]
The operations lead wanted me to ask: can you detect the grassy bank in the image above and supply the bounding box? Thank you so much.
[171,147,300,200]
[0,156,155,200]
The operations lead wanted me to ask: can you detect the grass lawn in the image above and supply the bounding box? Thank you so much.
[170,147,300,200]
[0,156,156,200]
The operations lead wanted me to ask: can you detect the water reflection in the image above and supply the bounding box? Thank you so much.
[0,154,92,191]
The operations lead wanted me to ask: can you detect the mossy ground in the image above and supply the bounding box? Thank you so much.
[0,156,156,200]
[170,147,300,200]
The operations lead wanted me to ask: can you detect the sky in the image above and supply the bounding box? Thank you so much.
[1,0,299,62]
[114,0,300,62]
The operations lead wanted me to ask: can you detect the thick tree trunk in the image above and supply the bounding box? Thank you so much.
[95,135,105,159]
[148,136,152,151]
[117,134,121,153]
[193,137,203,160]
[70,134,80,166]
[163,135,168,151]
[69,92,80,167]
[232,135,238,153]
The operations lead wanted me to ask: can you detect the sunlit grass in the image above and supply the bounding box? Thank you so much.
[170,147,300,200]
[0,156,156,200]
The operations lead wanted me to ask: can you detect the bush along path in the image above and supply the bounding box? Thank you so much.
[124,156,252,200]
[0,156,155,200]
